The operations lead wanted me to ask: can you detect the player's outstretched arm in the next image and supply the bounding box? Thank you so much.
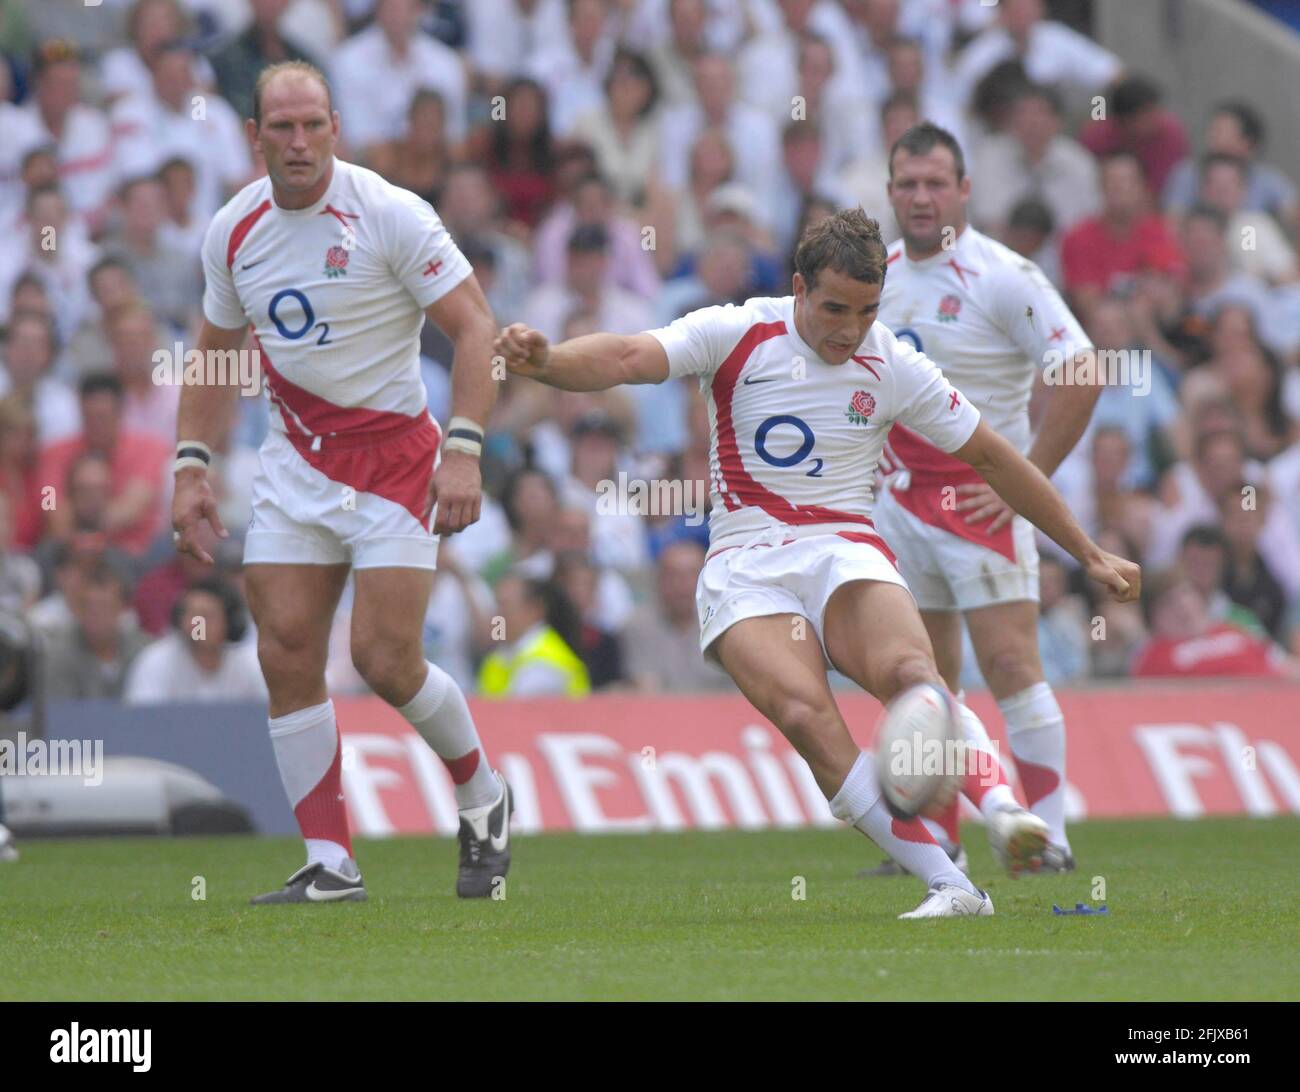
[172,319,248,564]
[951,420,1141,603]
[494,322,670,391]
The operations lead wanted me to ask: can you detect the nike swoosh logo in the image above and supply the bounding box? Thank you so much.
[742,376,776,385]
[241,257,268,269]
[487,783,509,853]
[305,881,359,902]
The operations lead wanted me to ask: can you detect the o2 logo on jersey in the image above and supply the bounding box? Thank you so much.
[754,414,823,477]
[268,288,333,345]
[895,326,923,352]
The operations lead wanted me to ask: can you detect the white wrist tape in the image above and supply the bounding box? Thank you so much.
[444,416,484,457]
[175,440,212,473]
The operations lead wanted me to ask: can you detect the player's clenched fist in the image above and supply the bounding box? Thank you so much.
[494,323,551,380]
[172,468,228,565]
[1084,550,1142,604]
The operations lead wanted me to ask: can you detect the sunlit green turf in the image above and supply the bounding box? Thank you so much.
[2,818,1296,1000]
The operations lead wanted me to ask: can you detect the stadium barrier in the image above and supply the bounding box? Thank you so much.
[12,685,1299,837]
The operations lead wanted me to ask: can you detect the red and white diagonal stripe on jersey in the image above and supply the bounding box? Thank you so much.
[710,321,876,529]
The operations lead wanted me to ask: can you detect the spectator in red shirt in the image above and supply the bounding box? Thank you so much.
[37,372,169,556]
[1080,75,1189,196]
[469,77,557,231]
[133,542,241,636]
[1060,150,1185,318]
[0,396,44,549]
[1131,570,1297,678]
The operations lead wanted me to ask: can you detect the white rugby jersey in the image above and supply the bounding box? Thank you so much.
[201,158,472,441]
[648,295,981,551]
[879,227,1091,469]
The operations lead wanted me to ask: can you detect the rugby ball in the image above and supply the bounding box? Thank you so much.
[874,683,963,820]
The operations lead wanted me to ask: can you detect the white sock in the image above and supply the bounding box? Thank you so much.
[830,752,977,894]
[268,701,351,870]
[1000,682,1069,848]
[398,663,499,809]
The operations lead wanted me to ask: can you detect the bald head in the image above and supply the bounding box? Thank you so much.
[252,61,333,127]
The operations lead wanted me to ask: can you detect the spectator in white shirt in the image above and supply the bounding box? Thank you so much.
[645,0,711,110]
[1149,421,1300,599]
[843,0,957,98]
[560,412,649,574]
[0,41,117,233]
[836,89,918,245]
[464,0,569,96]
[0,310,80,445]
[125,578,267,704]
[157,155,207,256]
[661,125,738,270]
[1197,155,1298,286]
[572,49,664,209]
[0,185,99,340]
[111,41,252,224]
[792,31,878,176]
[330,0,468,155]
[1180,207,1291,358]
[528,0,616,138]
[883,37,967,155]
[99,0,214,104]
[658,52,782,214]
[737,0,864,130]
[953,0,1122,112]
[2,145,57,241]
[969,82,1100,240]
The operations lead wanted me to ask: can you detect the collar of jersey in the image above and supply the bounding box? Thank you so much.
[272,157,341,217]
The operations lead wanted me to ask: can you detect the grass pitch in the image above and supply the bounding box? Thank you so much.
[2,818,1296,1001]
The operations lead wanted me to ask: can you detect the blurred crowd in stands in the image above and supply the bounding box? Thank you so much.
[1,0,1298,702]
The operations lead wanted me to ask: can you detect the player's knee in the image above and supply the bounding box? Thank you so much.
[881,652,940,701]
[256,626,325,682]
[982,647,1041,695]
[350,637,421,698]
[772,695,839,756]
